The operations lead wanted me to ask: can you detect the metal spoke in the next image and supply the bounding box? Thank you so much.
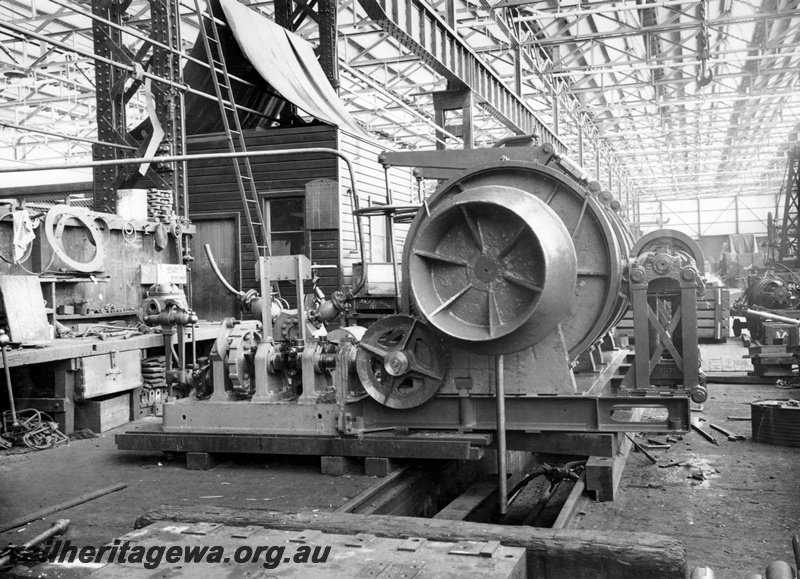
[380,376,397,404]
[461,206,485,252]
[414,249,469,266]
[410,366,443,381]
[398,319,416,350]
[430,284,472,316]
[488,288,502,338]
[498,223,528,258]
[571,197,589,240]
[502,272,543,292]
[359,341,389,358]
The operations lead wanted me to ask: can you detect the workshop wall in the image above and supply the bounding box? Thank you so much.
[186,125,339,311]
[338,130,414,288]
[186,125,413,319]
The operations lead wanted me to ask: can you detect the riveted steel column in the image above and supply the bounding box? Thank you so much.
[151,0,186,217]
[318,0,339,91]
[91,0,129,212]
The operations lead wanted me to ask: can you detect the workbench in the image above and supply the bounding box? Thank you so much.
[1,321,219,434]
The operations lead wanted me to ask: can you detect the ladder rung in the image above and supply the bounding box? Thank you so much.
[241,176,254,181]
[244,197,259,202]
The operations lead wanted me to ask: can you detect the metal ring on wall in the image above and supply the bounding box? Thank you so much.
[43,205,105,273]
[122,221,137,244]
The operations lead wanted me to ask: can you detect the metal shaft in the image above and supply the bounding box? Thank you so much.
[0,519,70,568]
[735,307,800,326]
[496,354,507,515]
[22,519,70,550]
[1,340,17,427]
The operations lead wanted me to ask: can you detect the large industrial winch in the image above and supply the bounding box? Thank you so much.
[118,142,705,460]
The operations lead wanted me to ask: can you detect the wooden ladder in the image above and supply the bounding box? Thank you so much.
[193,0,270,257]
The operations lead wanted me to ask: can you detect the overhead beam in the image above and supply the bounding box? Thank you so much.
[521,11,800,47]
[355,0,566,150]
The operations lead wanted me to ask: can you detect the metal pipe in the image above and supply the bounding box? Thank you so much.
[733,307,800,326]
[0,519,70,568]
[0,330,17,427]
[384,167,401,309]
[0,147,368,296]
[0,121,136,151]
[203,244,242,297]
[793,534,800,574]
[496,354,507,516]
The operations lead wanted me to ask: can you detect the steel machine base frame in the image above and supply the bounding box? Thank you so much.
[116,348,691,461]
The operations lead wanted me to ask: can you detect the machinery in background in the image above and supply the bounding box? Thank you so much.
[731,145,800,376]
[117,141,706,466]
[732,274,800,376]
[764,145,800,269]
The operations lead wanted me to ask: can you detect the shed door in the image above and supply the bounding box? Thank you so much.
[192,216,239,321]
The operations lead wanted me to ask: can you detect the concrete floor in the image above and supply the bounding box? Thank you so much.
[1,340,799,577]
[572,341,800,576]
[0,416,378,549]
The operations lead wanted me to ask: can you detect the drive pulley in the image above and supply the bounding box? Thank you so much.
[356,315,447,409]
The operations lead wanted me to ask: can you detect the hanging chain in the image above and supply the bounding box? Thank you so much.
[696,0,713,86]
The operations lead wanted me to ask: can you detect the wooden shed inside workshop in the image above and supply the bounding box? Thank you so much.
[187,124,414,322]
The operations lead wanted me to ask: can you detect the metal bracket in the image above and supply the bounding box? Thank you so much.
[107,350,121,377]
[230,526,263,539]
[398,537,426,552]
[448,540,502,558]
[344,533,377,548]
[181,522,222,536]
[289,530,322,544]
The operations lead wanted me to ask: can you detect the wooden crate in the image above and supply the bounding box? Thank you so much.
[74,391,132,433]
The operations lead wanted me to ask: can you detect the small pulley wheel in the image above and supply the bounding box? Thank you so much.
[356,315,447,409]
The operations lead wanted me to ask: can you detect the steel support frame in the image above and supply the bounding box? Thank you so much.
[275,0,339,90]
[91,0,133,212]
[356,0,565,150]
[150,0,187,218]
[91,0,185,214]
[779,146,800,264]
